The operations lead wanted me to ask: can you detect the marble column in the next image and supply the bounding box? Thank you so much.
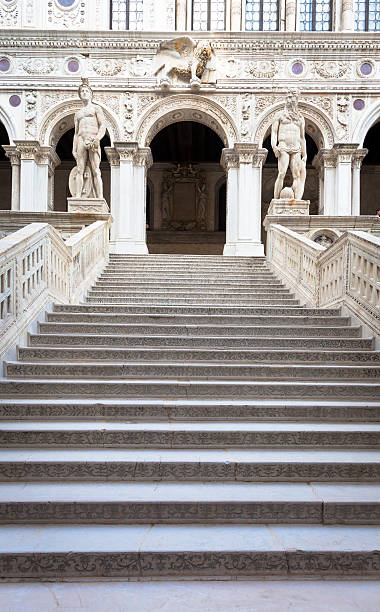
[223,144,267,257]
[176,0,187,29]
[3,146,21,211]
[13,141,41,212]
[285,0,297,31]
[36,147,60,212]
[351,149,367,216]
[313,149,337,216]
[221,148,239,255]
[107,142,150,254]
[231,0,242,30]
[334,144,359,216]
[341,0,354,31]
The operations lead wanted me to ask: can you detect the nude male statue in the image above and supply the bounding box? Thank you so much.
[72,78,106,199]
[271,90,307,200]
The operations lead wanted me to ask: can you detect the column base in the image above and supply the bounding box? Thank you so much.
[224,242,265,256]
[267,199,310,216]
[110,240,149,255]
[67,198,109,214]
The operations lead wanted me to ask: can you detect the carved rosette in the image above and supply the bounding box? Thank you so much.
[93,59,123,77]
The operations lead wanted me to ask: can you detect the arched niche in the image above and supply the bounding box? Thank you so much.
[360,122,380,215]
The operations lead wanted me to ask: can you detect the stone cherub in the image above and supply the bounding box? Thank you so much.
[154,36,216,90]
[271,90,307,200]
[69,77,106,199]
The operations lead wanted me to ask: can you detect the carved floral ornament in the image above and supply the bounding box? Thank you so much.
[92,58,123,76]
[136,95,239,148]
[313,61,350,79]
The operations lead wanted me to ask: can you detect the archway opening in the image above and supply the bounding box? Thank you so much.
[261,132,319,244]
[0,122,11,211]
[147,120,225,254]
[53,126,111,211]
[361,122,380,215]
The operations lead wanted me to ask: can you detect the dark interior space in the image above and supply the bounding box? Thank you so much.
[0,121,11,210]
[150,121,224,163]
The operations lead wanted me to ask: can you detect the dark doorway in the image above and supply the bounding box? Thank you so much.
[148,121,226,254]
[0,122,11,210]
[361,122,380,215]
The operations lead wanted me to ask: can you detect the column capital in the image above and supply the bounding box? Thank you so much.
[134,147,153,169]
[220,148,239,170]
[13,140,41,161]
[2,145,20,166]
[314,148,338,169]
[114,141,138,162]
[233,143,268,167]
[104,146,120,167]
[36,146,60,172]
[333,143,361,163]
[352,148,368,169]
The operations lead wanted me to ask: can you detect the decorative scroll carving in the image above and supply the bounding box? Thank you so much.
[22,58,56,75]
[247,60,278,79]
[161,164,208,231]
[313,61,350,79]
[0,0,19,27]
[93,58,123,76]
[336,95,350,141]
[48,0,85,28]
[25,91,37,139]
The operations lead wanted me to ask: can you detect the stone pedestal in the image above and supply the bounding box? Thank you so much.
[267,199,310,216]
[67,197,109,214]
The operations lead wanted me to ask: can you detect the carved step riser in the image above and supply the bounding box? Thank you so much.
[18,348,380,365]
[0,381,378,400]
[0,461,379,482]
[38,324,357,338]
[44,314,350,327]
[1,430,379,448]
[1,403,379,422]
[1,501,379,525]
[84,298,300,305]
[5,362,380,381]
[0,550,378,579]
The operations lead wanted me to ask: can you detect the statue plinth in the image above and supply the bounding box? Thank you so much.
[67,197,109,214]
[267,198,310,216]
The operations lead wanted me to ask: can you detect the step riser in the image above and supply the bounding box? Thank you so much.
[84,298,300,305]
[44,314,350,327]
[30,335,369,349]
[6,363,380,381]
[0,550,378,579]
[53,304,338,316]
[1,403,379,422]
[1,461,379,481]
[1,381,378,400]
[1,501,378,524]
[18,348,379,364]
[38,324,359,337]
[1,430,379,448]
[87,290,293,297]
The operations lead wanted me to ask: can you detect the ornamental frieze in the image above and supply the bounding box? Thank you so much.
[22,58,56,75]
[313,61,350,79]
[92,58,124,77]
[246,60,278,79]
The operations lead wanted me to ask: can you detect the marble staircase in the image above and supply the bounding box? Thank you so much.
[0,254,379,580]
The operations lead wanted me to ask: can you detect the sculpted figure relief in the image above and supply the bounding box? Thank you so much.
[155,36,216,90]
[271,90,307,200]
[69,78,106,199]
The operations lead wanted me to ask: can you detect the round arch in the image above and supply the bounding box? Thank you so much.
[136,94,239,148]
[352,100,380,146]
[254,101,335,149]
[39,99,121,147]
[0,105,17,143]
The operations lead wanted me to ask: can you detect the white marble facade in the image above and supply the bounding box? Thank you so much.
[0,0,379,253]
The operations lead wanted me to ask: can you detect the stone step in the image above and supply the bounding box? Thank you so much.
[37,321,362,337]
[108,255,265,260]
[84,297,301,305]
[29,333,371,350]
[6,361,380,381]
[0,379,378,400]
[54,303,333,316]
[0,482,379,524]
[0,523,379,579]
[1,421,379,448]
[103,265,269,273]
[1,399,379,422]
[44,313,351,327]
[95,281,286,290]
[100,273,277,281]
[17,346,380,365]
[87,288,293,298]
[0,448,379,481]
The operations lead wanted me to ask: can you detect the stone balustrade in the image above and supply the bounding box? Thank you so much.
[0,219,110,359]
[266,223,380,336]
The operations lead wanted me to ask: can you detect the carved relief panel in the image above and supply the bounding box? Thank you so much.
[161,164,208,231]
